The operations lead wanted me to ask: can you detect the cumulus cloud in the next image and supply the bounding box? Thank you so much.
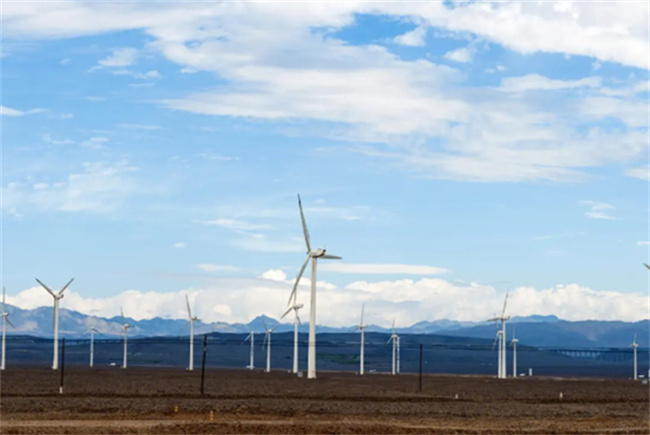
[393,26,427,47]
[443,47,472,63]
[6,275,647,326]
[499,74,601,93]
[98,47,138,67]
[626,166,650,181]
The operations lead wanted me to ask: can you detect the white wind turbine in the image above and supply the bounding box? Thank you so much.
[281,293,304,374]
[263,319,276,373]
[287,194,341,379]
[87,317,100,368]
[183,295,200,371]
[354,304,367,375]
[631,334,639,380]
[120,308,132,369]
[511,326,519,378]
[1,287,15,371]
[387,319,399,375]
[488,292,510,379]
[243,331,255,370]
[36,278,74,370]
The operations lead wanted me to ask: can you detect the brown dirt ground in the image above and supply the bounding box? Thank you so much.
[0,367,648,434]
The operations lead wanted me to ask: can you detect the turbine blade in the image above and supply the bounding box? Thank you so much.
[2,286,5,310]
[121,308,125,326]
[500,292,509,318]
[59,277,75,294]
[392,318,395,334]
[36,278,56,297]
[645,263,650,270]
[320,254,341,260]
[6,317,15,329]
[263,318,268,331]
[185,295,192,319]
[298,194,311,252]
[180,321,189,338]
[280,306,293,319]
[52,303,56,331]
[288,255,311,306]
[296,311,301,325]
[360,304,365,326]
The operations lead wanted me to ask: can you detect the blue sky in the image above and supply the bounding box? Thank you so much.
[1,1,648,326]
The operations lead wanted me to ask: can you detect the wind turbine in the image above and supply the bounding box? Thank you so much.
[36,278,74,370]
[387,319,399,375]
[631,334,639,380]
[87,317,100,368]
[287,194,341,379]
[488,292,510,379]
[263,319,276,373]
[243,331,255,370]
[511,326,519,378]
[354,304,367,375]
[120,308,132,369]
[281,294,304,374]
[1,287,15,370]
[644,263,650,270]
[183,295,200,371]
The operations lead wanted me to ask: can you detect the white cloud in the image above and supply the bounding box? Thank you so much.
[98,47,138,68]
[320,263,448,275]
[393,26,426,47]
[499,74,601,93]
[0,105,46,116]
[173,242,186,248]
[258,269,287,282]
[626,166,650,181]
[196,264,241,273]
[2,160,140,215]
[6,278,647,325]
[580,200,617,220]
[637,241,650,246]
[443,47,472,63]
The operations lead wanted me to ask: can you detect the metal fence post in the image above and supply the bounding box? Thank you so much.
[200,334,207,395]
[418,344,423,393]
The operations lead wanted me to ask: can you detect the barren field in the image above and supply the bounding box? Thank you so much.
[0,367,648,434]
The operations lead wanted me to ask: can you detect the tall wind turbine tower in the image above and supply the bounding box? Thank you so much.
[281,294,304,374]
[354,304,367,375]
[87,317,100,368]
[263,319,276,373]
[243,331,255,370]
[1,287,15,370]
[511,326,519,378]
[488,292,510,379]
[36,278,74,370]
[631,334,639,380]
[387,319,399,375]
[287,194,341,379]
[183,295,199,371]
[120,308,132,369]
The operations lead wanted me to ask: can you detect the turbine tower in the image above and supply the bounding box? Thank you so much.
[387,319,399,375]
[87,317,100,368]
[631,334,639,380]
[281,294,304,374]
[287,194,341,379]
[1,287,15,370]
[183,295,199,371]
[262,319,276,373]
[243,331,255,370]
[36,278,74,370]
[488,292,510,379]
[511,327,519,378]
[120,308,132,369]
[354,304,367,375]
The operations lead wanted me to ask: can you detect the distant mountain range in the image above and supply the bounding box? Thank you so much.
[2,304,647,349]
